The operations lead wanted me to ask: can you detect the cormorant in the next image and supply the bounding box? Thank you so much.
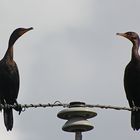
[117,32,140,130]
[0,27,33,131]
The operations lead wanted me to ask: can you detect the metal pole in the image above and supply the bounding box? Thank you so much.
[75,132,82,140]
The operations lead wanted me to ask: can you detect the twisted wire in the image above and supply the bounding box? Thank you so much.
[0,101,138,112]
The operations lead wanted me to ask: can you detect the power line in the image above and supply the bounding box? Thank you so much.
[0,100,139,112]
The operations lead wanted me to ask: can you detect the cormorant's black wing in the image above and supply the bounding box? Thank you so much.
[0,60,19,104]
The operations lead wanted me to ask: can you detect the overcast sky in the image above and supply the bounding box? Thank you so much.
[0,0,140,140]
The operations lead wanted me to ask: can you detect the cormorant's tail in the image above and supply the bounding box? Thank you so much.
[3,108,13,131]
[131,111,140,130]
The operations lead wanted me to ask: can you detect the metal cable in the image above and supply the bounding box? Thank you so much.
[0,101,139,112]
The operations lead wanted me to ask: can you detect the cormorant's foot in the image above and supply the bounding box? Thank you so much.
[132,106,139,111]
[14,103,22,115]
[132,101,139,111]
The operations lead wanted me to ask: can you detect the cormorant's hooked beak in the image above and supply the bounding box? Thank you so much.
[116,33,126,37]
[27,27,33,31]
[19,27,33,36]
[23,27,33,33]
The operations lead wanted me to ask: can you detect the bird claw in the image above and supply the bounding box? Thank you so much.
[132,106,137,111]
[132,101,138,111]
[132,105,140,111]
[14,103,22,115]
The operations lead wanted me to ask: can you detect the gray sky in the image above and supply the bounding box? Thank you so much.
[0,0,140,139]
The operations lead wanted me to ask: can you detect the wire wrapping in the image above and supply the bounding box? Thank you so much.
[0,101,139,112]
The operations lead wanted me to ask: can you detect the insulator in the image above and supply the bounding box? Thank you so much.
[57,101,97,132]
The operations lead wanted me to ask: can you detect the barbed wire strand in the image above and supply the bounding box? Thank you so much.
[0,101,139,112]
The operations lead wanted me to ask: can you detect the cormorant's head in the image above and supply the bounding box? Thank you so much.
[116,32,140,46]
[14,27,33,37]
[11,27,33,40]
[9,27,33,47]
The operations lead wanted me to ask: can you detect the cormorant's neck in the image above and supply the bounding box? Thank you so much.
[131,39,140,61]
[4,45,14,61]
[8,33,19,48]
[3,33,19,61]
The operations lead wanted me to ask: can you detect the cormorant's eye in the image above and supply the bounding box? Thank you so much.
[126,32,132,36]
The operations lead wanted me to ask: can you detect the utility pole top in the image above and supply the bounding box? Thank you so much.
[57,101,97,140]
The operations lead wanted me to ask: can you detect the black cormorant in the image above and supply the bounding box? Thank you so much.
[0,27,33,131]
[117,31,140,130]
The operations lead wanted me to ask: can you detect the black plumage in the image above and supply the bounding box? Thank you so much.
[117,32,140,130]
[0,27,33,131]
